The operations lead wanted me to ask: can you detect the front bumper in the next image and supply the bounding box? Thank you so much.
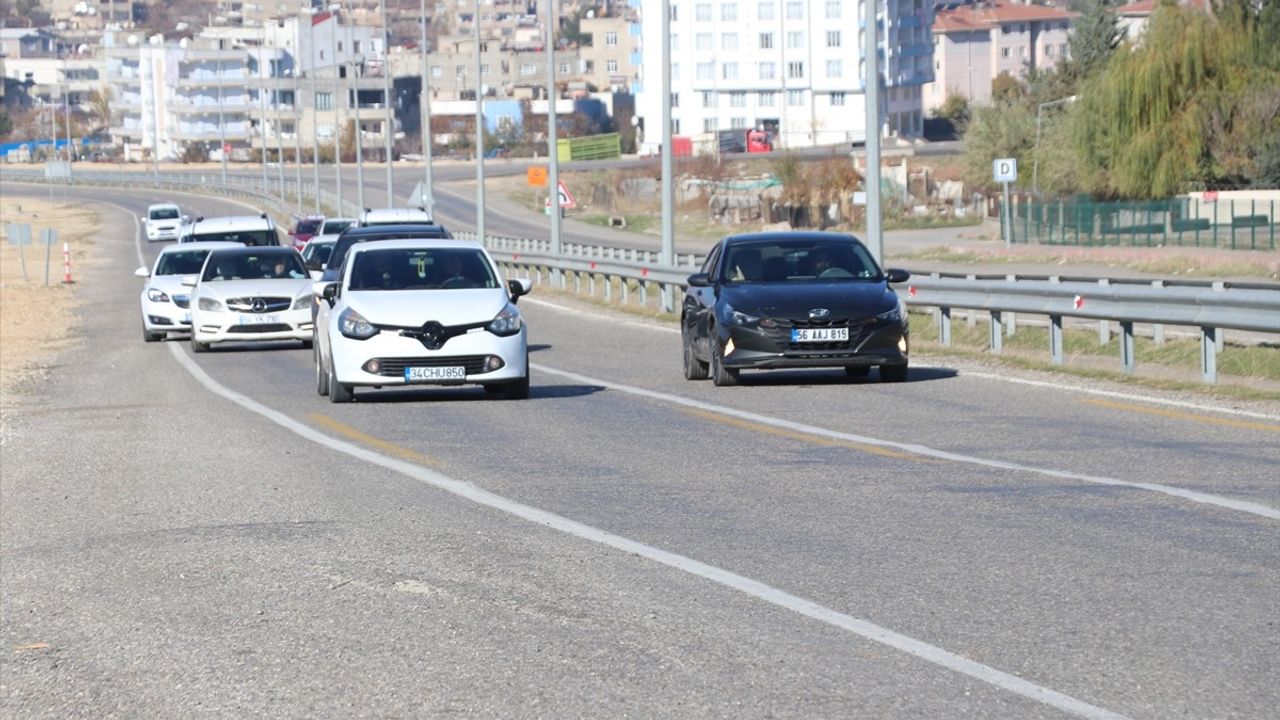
[720,321,908,370]
[141,298,192,332]
[146,227,179,242]
[330,326,528,387]
[191,307,313,344]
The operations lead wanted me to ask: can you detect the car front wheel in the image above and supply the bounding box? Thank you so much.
[710,338,740,387]
[328,359,354,403]
[143,325,162,343]
[682,325,709,381]
[191,336,209,353]
[315,344,330,396]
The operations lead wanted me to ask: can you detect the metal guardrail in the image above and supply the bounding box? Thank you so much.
[6,168,1278,384]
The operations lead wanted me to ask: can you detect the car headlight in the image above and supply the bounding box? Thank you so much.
[876,302,906,324]
[292,293,313,310]
[486,303,523,336]
[338,307,379,339]
[197,297,223,311]
[723,305,774,329]
[147,288,170,302]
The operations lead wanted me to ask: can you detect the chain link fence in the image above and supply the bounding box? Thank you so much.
[1004,196,1278,250]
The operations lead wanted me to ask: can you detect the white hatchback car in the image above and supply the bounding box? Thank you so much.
[315,239,532,402]
[186,246,315,352]
[135,241,243,341]
[143,203,184,242]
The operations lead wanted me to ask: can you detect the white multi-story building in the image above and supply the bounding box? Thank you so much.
[634,0,934,154]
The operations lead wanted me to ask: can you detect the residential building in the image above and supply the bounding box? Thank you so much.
[635,0,935,154]
[0,53,102,110]
[924,0,1076,112]
[578,9,642,92]
[1114,0,1208,40]
[421,33,582,101]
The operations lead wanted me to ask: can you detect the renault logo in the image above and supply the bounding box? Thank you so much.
[251,298,267,313]
[809,308,831,320]
[403,321,446,350]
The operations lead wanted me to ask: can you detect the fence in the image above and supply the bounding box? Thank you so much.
[1005,196,1278,250]
[555,133,622,163]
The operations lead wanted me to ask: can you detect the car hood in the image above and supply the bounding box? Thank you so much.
[147,275,191,295]
[346,289,509,328]
[720,281,898,319]
[198,278,313,299]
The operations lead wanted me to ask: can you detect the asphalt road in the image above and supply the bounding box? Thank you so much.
[1,186,1277,719]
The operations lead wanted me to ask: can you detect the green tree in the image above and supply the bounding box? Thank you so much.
[0,109,12,140]
[934,94,971,130]
[1067,0,1122,80]
[991,73,1027,104]
[962,101,1036,193]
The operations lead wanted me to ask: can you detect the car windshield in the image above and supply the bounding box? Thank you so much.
[155,249,211,276]
[722,240,880,283]
[150,208,180,220]
[321,220,353,235]
[294,220,321,234]
[190,229,277,246]
[302,241,334,264]
[202,252,307,281]
[349,248,497,291]
[329,229,451,270]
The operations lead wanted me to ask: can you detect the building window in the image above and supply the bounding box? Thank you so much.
[730,91,747,107]
[1060,43,1068,56]
[480,64,490,76]
[696,3,711,20]
[606,31,618,47]
[354,40,362,54]
[704,117,717,132]
[731,116,748,128]
[787,31,803,49]
[759,32,773,49]
[759,90,776,106]
[697,33,713,51]
[786,1,803,19]
[758,61,776,79]
[787,61,804,78]
[702,90,717,107]
[606,59,619,73]
[825,0,841,18]
[721,2,738,21]
[1001,47,1010,58]
[697,62,714,80]
[520,63,536,76]
[826,59,842,77]
[1002,25,1011,34]
[560,62,570,74]
[672,33,680,50]
[831,91,846,106]
[722,62,739,80]
[722,33,738,51]
[431,65,442,77]
[758,1,774,19]
[827,30,841,48]
[317,123,334,138]
[787,89,804,105]
[1045,44,1054,57]
[1019,46,1027,58]
[315,92,333,110]
[671,92,680,107]
[672,118,681,134]
[672,63,680,79]
[670,4,678,21]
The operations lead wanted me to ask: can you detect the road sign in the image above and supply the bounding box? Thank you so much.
[556,180,576,209]
[6,223,32,245]
[993,157,1018,183]
[407,180,433,210]
[527,166,548,187]
[39,228,57,246]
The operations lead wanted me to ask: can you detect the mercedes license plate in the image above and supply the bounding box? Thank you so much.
[405,366,465,382]
[791,327,849,342]
[238,313,281,325]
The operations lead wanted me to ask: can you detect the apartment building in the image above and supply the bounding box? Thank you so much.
[924,0,1076,111]
[578,10,641,92]
[422,33,582,101]
[635,0,935,154]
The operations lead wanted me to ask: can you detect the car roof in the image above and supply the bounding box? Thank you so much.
[360,208,434,224]
[206,245,298,257]
[723,231,863,245]
[189,215,274,233]
[348,239,484,253]
[158,241,242,254]
[338,223,451,239]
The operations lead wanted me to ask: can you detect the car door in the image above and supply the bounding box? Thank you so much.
[684,243,722,360]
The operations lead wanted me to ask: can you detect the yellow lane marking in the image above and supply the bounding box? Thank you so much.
[307,413,443,467]
[1082,398,1280,434]
[13,643,50,653]
[680,408,939,463]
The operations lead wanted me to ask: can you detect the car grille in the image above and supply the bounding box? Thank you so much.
[367,355,490,377]
[226,296,292,313]
[763,316,879,352]
[227,324,293,334]
[173,295,191,309]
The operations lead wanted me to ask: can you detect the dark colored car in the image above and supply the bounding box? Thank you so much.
[681,231,911,386]
[289,214,326,251]
[310,223,454,321]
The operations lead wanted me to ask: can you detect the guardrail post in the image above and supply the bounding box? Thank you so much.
[1050,315,1064,365]
[1120,321,1135,374]
[939,307,952,347]
[1201,327,1218,384]
[589,273,596,297]
[640,281,648,307]
[988,311,1003,353]
[604,275,613,302]
[573,271,581,294]
[661,285,674,314]
[621,279,629,304]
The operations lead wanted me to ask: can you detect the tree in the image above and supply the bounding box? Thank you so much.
[1067,0,1122,80]
[87,87,113,134]
[991,73,1027,104]
[962,101,1036,193]
[934,94,971,131]
[0,109,12,140]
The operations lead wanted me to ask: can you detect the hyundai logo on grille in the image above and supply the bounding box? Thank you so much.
[808,308,831,320]
[251,298,268,313]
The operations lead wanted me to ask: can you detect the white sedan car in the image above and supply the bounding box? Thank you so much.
[187,246,315,352]
[135,241,243,342]
[315,239,531,402]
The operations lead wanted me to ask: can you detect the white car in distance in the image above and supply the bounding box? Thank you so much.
[315,240,532,403]
[135,241,243,341]
[186,246,315,352]
[143,203,185,242]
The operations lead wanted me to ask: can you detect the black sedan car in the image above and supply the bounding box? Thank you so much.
[681,231,911,386]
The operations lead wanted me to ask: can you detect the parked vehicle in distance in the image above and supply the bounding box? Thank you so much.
[186,246,314,352]
[359,207,434,226]
[301,237,336,279]
[143,203,185,242]
[135,241,243,341]
[717,129,773,154]
[288,214,326,251]
[179,214,281,246]
[681,231,911,386]
[315,240,532,402]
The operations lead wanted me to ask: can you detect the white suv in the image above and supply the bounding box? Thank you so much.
[359,207,433,226]
[180,214,281,246]
[143,203,184,242]
[135,241,243,341]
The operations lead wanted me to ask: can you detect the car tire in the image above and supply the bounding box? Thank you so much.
[682,325,710,380]
[710,340,740,387]
[328,360,354,403]
[191,336,209,353]
[844,365,870,378]
[501,373,530,400]
[143,325,162,343]
[301,338,313,350]
[315,345,330,397]
[880,362,908,383]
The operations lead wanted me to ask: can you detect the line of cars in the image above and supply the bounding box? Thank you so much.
[135,204,533,401]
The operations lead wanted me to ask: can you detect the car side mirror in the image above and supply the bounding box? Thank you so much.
[305,258,323,272]
[507,278,532,303]
[321,282,339,305]
[134,266,150,278]
[885,268,911,284]
[139,216,147,223]
[687,272,712,288]
[181,214,190,224]
[180,275,197,287]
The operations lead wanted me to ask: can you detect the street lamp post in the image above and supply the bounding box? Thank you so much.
[274,51,287,203]
[290,69,303,213]
[474,0,485,244]
[1033,95,1077,196]
[378,0,395,205]
[547,0,559,263]
[258,25,269,193]
[217,45,227,184]
[419,0,434,213]
[352,53,366,214]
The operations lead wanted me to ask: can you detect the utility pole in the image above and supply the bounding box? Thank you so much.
[474,0,485,243]
[274,47,286,203]
[353,53,365,214]
[864,0,883,264]
[217,43,227,184]
[258,24,269,193]
[419,0,434,213]
[333,13,345,216]
[379,0,395,205]
[660,0,674,311]
[547,0,560,262]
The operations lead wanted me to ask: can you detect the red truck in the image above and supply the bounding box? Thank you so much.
[718,129,774,154]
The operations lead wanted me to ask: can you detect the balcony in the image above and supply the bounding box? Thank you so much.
[174,74,250,89]
[171,127,253,142]
[168,101,253,115]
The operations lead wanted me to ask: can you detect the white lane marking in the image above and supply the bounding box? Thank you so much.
[163,343,1127,720]
[530,363,1280,521]
[522,296,1277,421]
